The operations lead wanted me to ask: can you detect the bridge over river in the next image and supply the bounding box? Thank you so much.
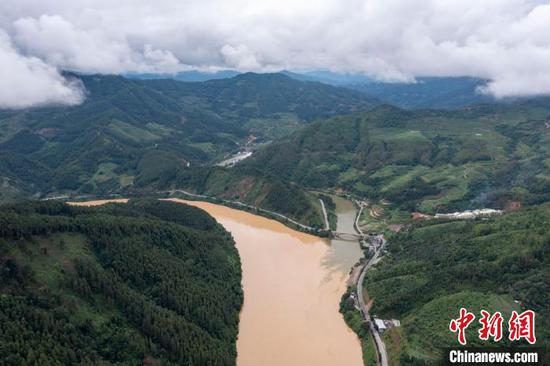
[330,231,364,241]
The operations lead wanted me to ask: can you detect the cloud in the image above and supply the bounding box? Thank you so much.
[0,30,83,109]
[220,45,261,70]
[1,0,550,107]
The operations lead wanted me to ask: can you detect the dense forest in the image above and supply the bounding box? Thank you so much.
[0,199,243,365]
[356,203,549,364]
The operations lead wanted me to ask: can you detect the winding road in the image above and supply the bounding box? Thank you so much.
[356,242,388,366]
[353,202,389,366]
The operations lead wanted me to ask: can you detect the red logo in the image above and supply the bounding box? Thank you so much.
[478,310,503,342]
[508,310,536,344]
[449,308,476,345]
[450,308,536,345]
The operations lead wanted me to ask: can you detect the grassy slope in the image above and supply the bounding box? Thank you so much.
[0,199,243,365]
[363,203,549,364]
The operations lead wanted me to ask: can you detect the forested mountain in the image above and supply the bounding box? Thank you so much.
[281,72,491,109]
[172,166,324,228]
[352,202,549,364]
[345,77,491,109]
[0,74,235,201]
[143,72,380,138]
[128,70,241,82]
[0,199,243,365]
[0,72,377,225]
[242,102,550,214]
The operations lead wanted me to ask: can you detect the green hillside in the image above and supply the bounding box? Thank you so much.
[144,72,380,138]
[0,73,377,225]
[0,74,235,198]
[244,103,550,214]
[0,199,242,365]
[362,203,549,364]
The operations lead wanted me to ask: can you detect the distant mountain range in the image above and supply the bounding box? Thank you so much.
[130,69,496,109]
[127,70,241,82]
[281,71,493,109]
[346,76,492,109]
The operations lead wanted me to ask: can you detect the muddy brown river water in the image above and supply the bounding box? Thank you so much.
[70,196,364,366]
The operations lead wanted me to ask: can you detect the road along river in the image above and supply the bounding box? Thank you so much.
[70,197,364,366]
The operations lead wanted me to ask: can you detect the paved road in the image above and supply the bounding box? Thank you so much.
[353,203,389,366]
[47,188,329,235]
[356,246,389,366]
[319,198,330,231]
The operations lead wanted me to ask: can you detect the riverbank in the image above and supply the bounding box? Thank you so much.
[67,196,366,365]
[176,198,364,366]
[340,198,390,366]
[49,189,331,238]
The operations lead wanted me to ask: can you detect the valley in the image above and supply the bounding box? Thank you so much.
[67,196,368,366]
[0,70,548,366]
[175,198,364,366]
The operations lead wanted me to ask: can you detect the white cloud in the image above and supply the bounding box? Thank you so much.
[0,30,83,109]
[220,45,261,70]
[13,15,134,73]
[1,0,550,107]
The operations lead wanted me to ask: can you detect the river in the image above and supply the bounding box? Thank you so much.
[70,196,364,366]
[170,196,363,366]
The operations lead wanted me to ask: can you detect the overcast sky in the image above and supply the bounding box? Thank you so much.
[1,0,550,108]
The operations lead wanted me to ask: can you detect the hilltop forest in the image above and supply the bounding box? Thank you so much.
[0,199,243,365]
